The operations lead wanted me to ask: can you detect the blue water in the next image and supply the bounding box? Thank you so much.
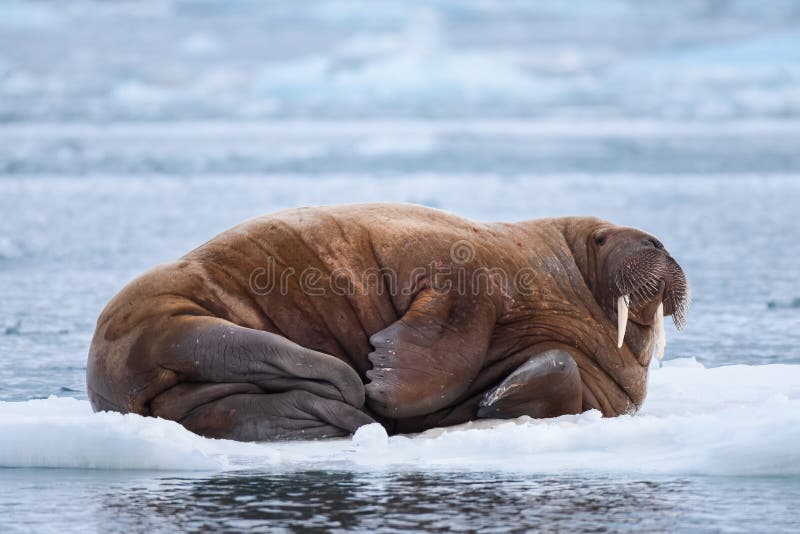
[4,469,800,533]
[2,1,800,532]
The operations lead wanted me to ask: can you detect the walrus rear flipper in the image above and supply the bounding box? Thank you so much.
[159,316,364,405]
[365,288,496,419]
[152,384,374,441]
[476,349,583,420]
[150,316,374,441]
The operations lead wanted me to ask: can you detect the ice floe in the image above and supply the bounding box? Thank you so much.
[1,358,798,476]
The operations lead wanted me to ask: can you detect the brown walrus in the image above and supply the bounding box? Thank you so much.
[87,203,689,441]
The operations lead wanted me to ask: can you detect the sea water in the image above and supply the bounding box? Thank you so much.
[2,1,800,532]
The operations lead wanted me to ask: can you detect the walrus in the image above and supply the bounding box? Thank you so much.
[87,203,689,441]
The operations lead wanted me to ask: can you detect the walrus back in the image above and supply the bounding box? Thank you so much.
[86,261,209,414]
[87,204,497,416]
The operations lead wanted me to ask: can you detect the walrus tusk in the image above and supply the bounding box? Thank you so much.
[653,301,666,362]
[617,295,630,348]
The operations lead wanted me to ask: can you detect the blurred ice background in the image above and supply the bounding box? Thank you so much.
[2,0,800,176]
[1,2,800,531]
[2,0,800,123]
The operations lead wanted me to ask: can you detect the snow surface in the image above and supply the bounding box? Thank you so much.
[2,358,798,476]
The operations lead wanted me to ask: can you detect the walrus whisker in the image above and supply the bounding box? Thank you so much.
[664,256,690,330]
[671,290,690,330]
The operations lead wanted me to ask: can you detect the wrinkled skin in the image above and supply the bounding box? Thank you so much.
[87,203,688,441]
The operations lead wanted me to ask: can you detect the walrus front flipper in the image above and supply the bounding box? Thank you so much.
[365,288,496,418]
[477,349,583,420]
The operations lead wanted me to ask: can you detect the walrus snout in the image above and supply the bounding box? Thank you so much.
[596,229,689,358]
[603,235,688,320]
[615,253,688,328]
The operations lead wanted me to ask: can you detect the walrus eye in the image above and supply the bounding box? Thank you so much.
[595,235,607,246]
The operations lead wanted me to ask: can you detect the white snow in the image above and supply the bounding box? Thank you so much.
[2,358,799,476]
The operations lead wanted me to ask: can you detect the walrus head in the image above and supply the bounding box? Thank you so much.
[584,223,690,361]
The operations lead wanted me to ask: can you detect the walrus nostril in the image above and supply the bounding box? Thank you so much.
[641,238,663,249]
